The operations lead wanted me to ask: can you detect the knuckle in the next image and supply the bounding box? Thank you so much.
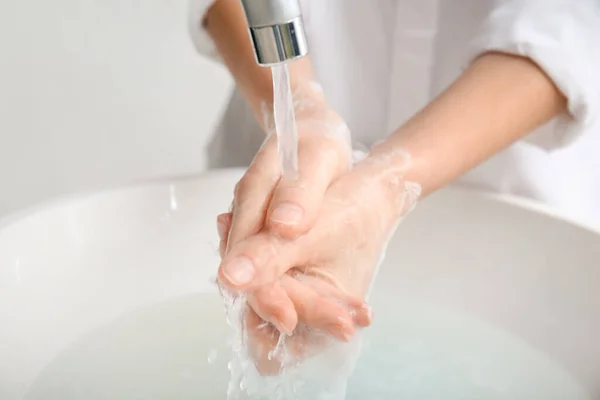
[263,299,285,319]
[234,176,250,197]
[274,184,308,203]
[235,170,261,197]
[249,237,276,264]
[238,165,280,196]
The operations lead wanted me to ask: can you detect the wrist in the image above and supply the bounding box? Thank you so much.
[357,147,422,220]
[366,51,565,199]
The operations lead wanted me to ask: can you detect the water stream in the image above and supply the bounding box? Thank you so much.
[272,64,299,180]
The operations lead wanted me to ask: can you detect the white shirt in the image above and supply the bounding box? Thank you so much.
[188,0,600,229]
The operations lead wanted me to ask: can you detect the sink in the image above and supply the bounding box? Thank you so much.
[0,169,598,399]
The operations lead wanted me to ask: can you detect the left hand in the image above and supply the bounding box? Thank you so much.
[218,150,420,372]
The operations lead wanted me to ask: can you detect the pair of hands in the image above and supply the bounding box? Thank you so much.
[215,85,420,373]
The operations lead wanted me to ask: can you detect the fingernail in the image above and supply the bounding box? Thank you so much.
[270,203,304,225]
[222,256,255,286]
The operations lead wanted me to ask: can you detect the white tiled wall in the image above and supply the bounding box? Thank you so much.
[0,0,232,218]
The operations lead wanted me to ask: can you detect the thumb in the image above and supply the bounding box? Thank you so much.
[267,134,349,238]
[227,137,280,252]
[217,232,302,292]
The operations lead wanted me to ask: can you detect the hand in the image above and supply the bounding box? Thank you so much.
[218,150,421,372]
[219,210,372,336]
[225,81,352,252]
[217,82,370,338]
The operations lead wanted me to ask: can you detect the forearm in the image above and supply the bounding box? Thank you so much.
[372,52,567,197]
[204,0,318,123]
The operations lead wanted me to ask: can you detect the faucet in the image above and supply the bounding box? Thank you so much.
[240,0,308,66]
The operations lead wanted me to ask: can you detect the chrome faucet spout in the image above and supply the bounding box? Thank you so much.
[240,0,308,66]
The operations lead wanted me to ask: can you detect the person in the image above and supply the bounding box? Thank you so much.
[189,0,600,370]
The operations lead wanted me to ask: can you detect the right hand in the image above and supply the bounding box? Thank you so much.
[218,149,419,374]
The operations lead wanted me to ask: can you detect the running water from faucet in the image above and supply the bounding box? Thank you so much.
[271,63,299,179]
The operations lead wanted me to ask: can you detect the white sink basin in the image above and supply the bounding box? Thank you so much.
[0,169,598,399]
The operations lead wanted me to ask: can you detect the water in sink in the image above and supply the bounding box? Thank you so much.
[24,290,588,400]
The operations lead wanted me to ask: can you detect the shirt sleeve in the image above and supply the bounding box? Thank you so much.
[469,0,600,150]
[188,0,220,60]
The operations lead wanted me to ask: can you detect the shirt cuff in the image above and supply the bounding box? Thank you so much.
[468,0,600,150]
[188,0,220,61]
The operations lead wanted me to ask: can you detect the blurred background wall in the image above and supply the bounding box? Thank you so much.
[0,0,232,218]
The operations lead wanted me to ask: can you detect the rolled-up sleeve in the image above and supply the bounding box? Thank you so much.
[469,0,600,150]
[188,0,219,60]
